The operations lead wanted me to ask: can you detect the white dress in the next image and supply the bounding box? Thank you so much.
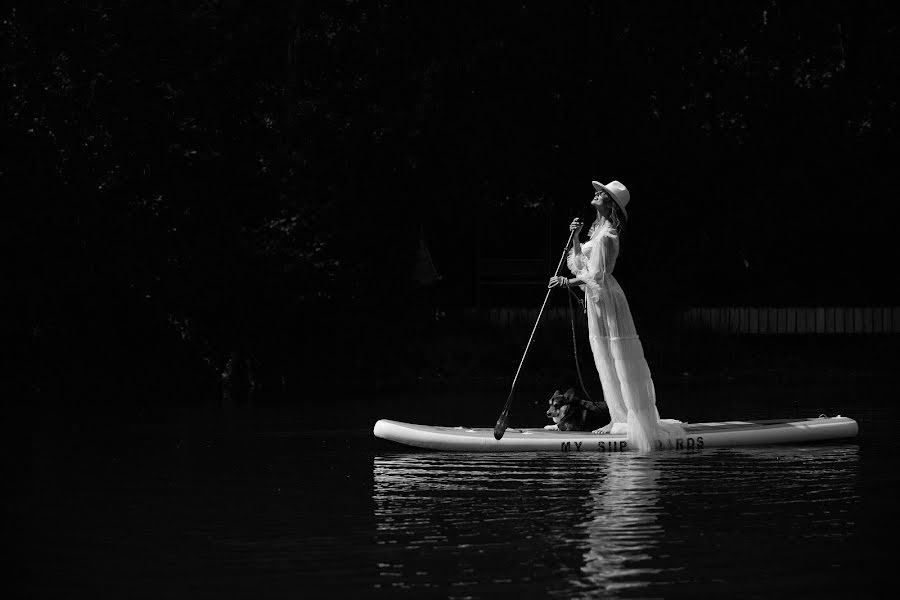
[567,221,685,451]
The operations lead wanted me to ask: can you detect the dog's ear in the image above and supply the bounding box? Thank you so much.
[564,388,575,399]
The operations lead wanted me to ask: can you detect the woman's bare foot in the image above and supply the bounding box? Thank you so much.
[592,422,614,434]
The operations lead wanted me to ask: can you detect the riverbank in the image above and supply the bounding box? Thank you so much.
[16,321,897,426]
[360,332,900,394]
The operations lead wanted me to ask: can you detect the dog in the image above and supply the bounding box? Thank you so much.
[544,388,608,431]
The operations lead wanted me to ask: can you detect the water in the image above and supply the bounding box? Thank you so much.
[15,380,898,598]
[373,447,862,598]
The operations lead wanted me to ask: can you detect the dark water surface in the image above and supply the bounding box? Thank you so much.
[15,379,898,598]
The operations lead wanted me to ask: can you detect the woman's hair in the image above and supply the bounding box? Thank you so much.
[588,201,627,246]
[609,202,627,244]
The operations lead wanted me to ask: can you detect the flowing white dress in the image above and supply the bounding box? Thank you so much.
[567,222,685,451]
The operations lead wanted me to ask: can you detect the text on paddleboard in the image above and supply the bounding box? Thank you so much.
[560,437,705,452]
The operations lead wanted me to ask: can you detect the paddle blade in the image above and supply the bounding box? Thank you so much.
[493,400,512,440]
[493,416,508,440]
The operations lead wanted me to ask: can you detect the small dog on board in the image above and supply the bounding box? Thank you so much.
[544,388,607,432]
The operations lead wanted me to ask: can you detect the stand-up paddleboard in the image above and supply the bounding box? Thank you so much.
[373,416,858,452]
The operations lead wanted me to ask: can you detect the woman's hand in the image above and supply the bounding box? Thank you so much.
[569,218,583,236]
[548,276,569,289]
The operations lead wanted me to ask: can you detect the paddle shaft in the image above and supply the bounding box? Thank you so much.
[494,225,578,440]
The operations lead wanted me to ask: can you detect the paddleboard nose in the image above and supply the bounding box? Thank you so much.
[373,419,391,440]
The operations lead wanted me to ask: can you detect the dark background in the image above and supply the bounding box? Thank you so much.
[5,1,899,416]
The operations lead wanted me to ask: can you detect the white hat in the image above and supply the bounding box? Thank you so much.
[591,180,630,220]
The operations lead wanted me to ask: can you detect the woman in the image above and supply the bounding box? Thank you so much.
[549,180,684,451]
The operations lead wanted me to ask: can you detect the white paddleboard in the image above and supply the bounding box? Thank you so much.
[373,416,859,452]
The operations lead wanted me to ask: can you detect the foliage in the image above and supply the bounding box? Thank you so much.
[4,2,899,407]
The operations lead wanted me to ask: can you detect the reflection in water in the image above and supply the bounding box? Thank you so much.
[373,445,860,597]
[577,456,664,596]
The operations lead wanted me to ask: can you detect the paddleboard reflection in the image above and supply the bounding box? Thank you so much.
[371,445,860,596]
[371,452,669,595]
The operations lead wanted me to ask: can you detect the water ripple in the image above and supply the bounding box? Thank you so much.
[373,444,861,597]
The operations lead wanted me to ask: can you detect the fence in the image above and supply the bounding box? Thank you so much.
[471,306,574,328]
[678,306,898,334]
[470,306,900,335]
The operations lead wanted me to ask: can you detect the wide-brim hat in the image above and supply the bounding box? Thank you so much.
[591,180,630,220]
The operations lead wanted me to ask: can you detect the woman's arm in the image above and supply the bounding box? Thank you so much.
[569,218,583,255]
[548,275,582,288]
[587,234,615,287]
[566,219,586,276]
[557,232,613,293]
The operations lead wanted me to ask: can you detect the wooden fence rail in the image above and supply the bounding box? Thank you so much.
[470,306,900,335]
[677,306,898,334]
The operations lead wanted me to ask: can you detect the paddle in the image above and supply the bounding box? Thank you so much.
[493,221,580,440]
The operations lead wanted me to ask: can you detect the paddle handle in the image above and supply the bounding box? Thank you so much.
[494,225,578,440]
